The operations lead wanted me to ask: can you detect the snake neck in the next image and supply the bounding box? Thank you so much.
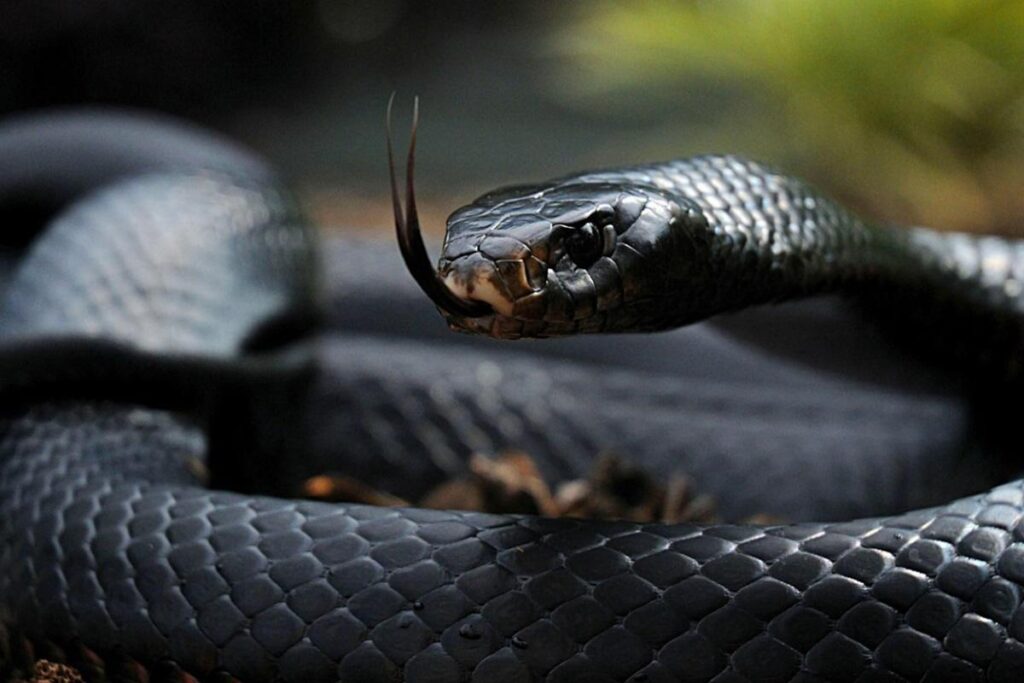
[646,156,1024,375]
[655,155,1024,374]
[646,155,1024,310]
[646,156,895,318]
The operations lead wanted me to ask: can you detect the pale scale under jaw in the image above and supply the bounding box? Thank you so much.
[442,271,516,317]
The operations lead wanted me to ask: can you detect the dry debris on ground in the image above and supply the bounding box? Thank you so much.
[10,660,83,683]
[303,450,775,525]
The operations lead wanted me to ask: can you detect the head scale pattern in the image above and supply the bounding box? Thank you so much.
[438,173,710,338]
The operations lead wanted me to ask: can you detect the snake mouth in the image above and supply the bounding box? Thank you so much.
[387,94,493,319]
[438,256,517,318]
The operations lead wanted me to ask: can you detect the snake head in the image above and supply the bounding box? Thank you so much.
[437,177,713,338]
[388,97,716,338]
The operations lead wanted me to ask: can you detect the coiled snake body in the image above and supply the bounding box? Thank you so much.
[1,110,1023,682]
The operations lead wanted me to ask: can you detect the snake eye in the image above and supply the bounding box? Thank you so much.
[565,222,604,268]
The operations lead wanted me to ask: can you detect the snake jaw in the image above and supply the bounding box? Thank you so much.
[441,269,516,317]
[387,94,493,320]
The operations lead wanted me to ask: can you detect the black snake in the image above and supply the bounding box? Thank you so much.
[0,106,1021,682]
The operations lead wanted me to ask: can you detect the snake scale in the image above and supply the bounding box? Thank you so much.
[0,107,1022,683]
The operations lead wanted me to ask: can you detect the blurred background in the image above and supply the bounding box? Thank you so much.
[2,0,1023,237]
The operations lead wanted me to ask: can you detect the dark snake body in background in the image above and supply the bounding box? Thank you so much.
[0,109,1021,682]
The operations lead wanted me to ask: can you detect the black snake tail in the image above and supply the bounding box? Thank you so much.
[0,111,1022,682]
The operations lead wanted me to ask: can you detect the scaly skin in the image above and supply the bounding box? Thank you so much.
[1,114,1023,683]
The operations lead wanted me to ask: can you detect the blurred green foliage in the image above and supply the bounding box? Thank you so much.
[554,0,1024,235]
